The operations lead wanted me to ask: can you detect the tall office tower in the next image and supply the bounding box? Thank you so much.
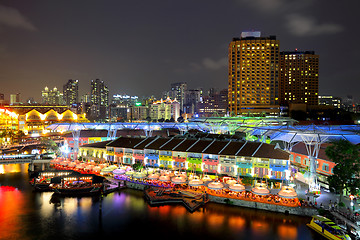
[63,79,79,106]
[279,51,319,106]
[228,31,280,115]
[170,82,187,112]
[90,79,109,120]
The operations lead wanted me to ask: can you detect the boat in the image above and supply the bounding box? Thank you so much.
[50,173,105,196]
[307,215,351,240]
[30,170,79,192]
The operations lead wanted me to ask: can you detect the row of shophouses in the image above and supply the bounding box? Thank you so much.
[78,136,292,180]
[63,130,336,183]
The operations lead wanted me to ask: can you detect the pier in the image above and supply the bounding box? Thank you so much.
[144,187,209,212]
[103,178,127,195]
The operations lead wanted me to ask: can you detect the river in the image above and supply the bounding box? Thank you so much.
[0,164,322,240]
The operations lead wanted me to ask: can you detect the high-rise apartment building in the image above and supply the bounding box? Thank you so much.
[42,87,64,105]
[228,31,280,115]
[170,82,187,112]
[279,51,319,106]
[90,79,109,120]
[63,79,79,106]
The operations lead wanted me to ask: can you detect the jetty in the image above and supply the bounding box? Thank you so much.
[103,178,126,195]
[144,187,209,212]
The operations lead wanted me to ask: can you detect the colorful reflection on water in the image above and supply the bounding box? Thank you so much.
[0,164,319,240]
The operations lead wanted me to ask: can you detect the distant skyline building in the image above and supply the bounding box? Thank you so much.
[318,95,341,108]
[10,93,21,105]
[198,88,228,117]
[228,32,280,116]
[184,89,202,114]
[169,82,187,112]
[90,79,109,120]
[149,97,180,121]
[63,79,79,106]
[279,51,319,106]
[42,87,63,105]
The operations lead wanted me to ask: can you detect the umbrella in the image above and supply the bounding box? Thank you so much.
[171,176,186,184]
[158,175,170,182]
[133,172,147,179]
[251,183,270,196]
[188,178,204,187]
[113,168,126,175]
[229,183,245,192]
[201,175,212,182]
[207,181,224,190]
[147,173,160,180]
[278,186,297,199]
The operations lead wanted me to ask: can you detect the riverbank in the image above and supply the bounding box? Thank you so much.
[125,181,318,217]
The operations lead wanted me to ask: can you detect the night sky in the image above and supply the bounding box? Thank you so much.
[0,0,359,102]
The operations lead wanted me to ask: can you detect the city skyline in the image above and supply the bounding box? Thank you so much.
[0,1,359,101]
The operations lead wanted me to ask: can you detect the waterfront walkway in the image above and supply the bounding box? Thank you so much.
[144,187,209,212]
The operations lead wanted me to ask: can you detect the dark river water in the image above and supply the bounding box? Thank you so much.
[0,164,322,240]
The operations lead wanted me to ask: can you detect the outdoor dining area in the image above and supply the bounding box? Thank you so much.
[50,158,117,176]
[111,166,301,208]
[50,158,300,208]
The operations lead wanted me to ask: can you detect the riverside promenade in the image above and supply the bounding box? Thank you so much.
[126,181,318,216]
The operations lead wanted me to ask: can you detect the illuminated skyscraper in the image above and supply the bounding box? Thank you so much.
[42,87,63,105]
[63,79,79,106]
[279,51,319,106]
[228,32,280,115]
[170,82,187,112]
[90,79,109,120]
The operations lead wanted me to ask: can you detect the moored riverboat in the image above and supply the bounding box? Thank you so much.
[307,215,351,240]
[50,173,105,196]
[30,170,79,192]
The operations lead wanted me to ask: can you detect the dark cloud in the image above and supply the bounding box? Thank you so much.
[0,4,36,31]
[0,0,358,101]
[285,14,343,36]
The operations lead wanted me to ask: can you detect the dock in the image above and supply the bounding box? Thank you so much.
[103,178,126,195]
[144,187,209,212]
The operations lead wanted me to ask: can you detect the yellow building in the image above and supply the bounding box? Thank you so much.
[78,140,111,162]
[228,31,280,115]
[22,109,88,135]
[0,108,18,130]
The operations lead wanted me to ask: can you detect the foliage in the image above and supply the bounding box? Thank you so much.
[241,176,253,186]
[0,129,25,144]
[132,162,143,171]
[40,137,60,155]
[325,139,360,200]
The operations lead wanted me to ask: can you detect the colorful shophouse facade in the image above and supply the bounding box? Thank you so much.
[104,136,291,180]
[289,142,335,186]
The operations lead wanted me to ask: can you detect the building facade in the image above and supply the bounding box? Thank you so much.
[90,79,109,120]
[318,95,341,109]
[170,82,187,112]
[149,97,180,121]
[279,51,319,106]
[198,88,228,117]
[42,87,63,105]
[63,79,79,106]
[228,32,280,116]
[78,136,291,180]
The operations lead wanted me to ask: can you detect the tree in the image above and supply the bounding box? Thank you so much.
[326,139,360,202]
